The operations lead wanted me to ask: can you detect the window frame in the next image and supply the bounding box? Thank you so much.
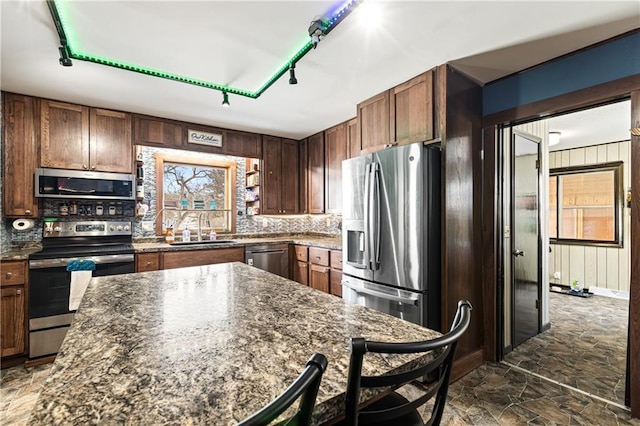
[155,153,237,236]
[549,161,624,248]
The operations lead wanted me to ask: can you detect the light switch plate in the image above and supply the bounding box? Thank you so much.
[262,218,268,228]
[142,221,154,232]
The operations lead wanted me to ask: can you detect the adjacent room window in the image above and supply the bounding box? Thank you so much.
[155,153,236,235]
[549,161,623,246]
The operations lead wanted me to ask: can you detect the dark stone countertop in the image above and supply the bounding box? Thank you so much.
[29,262,440,425]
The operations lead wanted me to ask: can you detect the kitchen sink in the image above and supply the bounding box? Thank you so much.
[169,240,236,246]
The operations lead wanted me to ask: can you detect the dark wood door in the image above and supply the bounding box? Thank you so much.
[262,135,282,214]
[223,130,262,158]
[2,93,39,217]
[41,100,89,170]
[307,132,325,213]
[346,117,359,159]
[1,285,26,357]
[325,123,347,213]
[280,138,299,214]
[132,114,183,148]
[299,138,308,213]
[90,108,133,173]
[309,264,330,293]
[329,269,342,297]
[390,71,434,146]
[357,91,390,153]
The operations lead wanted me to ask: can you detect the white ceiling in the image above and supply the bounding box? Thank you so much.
[1,1,639,140]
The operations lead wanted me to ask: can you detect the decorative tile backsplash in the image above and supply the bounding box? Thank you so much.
[0,138,340,253]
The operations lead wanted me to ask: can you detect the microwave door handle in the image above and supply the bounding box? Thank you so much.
[373,164,381,270]
[342,281,418,306]
[363,163,372,270]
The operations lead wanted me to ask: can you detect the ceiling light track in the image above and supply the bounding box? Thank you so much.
[46,0,360,102]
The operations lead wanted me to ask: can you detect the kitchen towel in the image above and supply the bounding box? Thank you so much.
[67,260,95,311]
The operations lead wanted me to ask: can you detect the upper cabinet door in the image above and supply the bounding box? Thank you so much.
[325,123,346,213]
[41,100,90,170]
[280,138,299,214]
[390,71,434,146]
[262,135,282,215]
[357,91,390,153]
[307,132,325,214]
[2,93,38,217]
[346,117,359,159]
[90,108,133,173]
[132,114,183,148]
[223,130,262,159]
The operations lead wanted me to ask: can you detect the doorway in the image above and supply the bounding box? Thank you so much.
[499,100,632,408]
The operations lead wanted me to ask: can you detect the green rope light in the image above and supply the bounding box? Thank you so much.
[47,0,359,100]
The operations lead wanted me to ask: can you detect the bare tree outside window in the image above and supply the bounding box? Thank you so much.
[155,154,237,237]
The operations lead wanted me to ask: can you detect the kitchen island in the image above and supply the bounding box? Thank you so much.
[29,262,441,425]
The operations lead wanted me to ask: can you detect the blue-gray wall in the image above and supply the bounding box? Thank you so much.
[483,31,640,116]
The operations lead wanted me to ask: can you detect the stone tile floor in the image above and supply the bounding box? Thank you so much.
[504,292,629,405]
[1,293,636,425]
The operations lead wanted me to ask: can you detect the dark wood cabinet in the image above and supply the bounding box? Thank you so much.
[309,264,330,293]
[90,108,133,173]
[325,123,347,213]
[1,261,27,358]
[41,100,133,173]
[223,130,262,158]
[136,253,161,272]
[2,93,39,217]
[162,247,244,270]
[262,136,299,214]
[390,71,435,146]
[346,117,359,159]
[40,100,89,170]
[329,250,343,297]
[292,261,309,286]
[133,114,183,148]
[298,138,308,213]
[307,132,325,214]
[357,91,390,153]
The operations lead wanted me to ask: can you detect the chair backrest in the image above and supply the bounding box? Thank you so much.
[237,353,328,426]
[344,300,472,426]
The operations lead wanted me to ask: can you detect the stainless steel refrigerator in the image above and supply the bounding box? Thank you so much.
[341,142,441,331]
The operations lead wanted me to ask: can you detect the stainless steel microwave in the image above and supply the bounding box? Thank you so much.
[35,168,136,200]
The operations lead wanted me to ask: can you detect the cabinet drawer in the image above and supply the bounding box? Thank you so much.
[294,245,308,262]
[330,250,342,270]
[309,247,329,266]
[1,261,26,286]
[136,253,161,272]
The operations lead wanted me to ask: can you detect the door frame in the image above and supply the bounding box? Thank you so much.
[481,75,640,416]
[509,129,543,348]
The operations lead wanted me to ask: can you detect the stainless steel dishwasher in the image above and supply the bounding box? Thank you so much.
[245,244,289,278]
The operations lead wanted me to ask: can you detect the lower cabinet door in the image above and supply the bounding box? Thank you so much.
[1,285,26,357]
[309,264,330,293]
[293,261,309,286]
[330,269,342,297]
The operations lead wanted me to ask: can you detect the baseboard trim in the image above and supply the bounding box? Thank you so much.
[24,355,56,368]
[0,355,28,370]
[451,348,485,382]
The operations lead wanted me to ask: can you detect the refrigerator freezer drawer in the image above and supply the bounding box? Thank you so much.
[342,276,424,327]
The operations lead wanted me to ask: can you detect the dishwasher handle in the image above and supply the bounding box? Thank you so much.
[247,249,286,255]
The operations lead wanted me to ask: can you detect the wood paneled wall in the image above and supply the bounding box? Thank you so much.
[548,141,632,293]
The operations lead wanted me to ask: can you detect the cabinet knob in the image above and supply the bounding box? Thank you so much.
[146,262,152,266]
[16,289,21,295]
[301,264,307,268]
[82,164,88,170]
[5,272,12,279]
[25,210,31,215]
[91,166,96,171]
[269,170,273,175]
[282,210,286,213]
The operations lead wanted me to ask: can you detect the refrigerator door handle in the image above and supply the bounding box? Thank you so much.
[342,281,418,306]
[372,164,381,269]
[364,164,374,270]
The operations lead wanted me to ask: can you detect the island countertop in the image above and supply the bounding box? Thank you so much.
[30,262,441,425]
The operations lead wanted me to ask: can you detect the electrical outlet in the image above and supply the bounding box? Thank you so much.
[326,218,331,227]
[262,218,268,228]
[142,221,154,232]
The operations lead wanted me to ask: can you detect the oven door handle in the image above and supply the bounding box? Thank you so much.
[29,254,135,269]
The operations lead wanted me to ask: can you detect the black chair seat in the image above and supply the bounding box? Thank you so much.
[359,391,424,425]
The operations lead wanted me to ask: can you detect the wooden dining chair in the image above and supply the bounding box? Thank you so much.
[237,353,328,426]
[343,300,472,426]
